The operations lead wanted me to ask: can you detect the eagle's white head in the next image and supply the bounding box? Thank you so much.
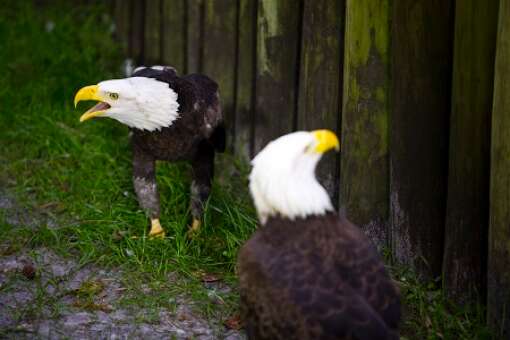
[74,76,179,131]
[249,130,340,224]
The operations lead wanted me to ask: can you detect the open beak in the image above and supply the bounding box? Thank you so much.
[74,85,111,122]
[312,129,340,154]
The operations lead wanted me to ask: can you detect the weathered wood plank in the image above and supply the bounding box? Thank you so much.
[144,0,161,64]
[390,0,454,278]
[161,0,185,72]
[234,0,256,159]
[488,0,510,335]
[339,0,390,248]
[443,0,498,304]
[130,0,145,64]
[114,0,131,54]
[185,0,203,74]
[297,0,344,200]
[202,0,237,150]
[254,0,301,153]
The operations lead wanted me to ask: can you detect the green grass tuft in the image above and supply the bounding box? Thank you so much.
[0,1,493,338]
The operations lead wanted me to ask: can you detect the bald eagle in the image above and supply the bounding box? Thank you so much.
[238,130,401,340]
[74,66,225,238]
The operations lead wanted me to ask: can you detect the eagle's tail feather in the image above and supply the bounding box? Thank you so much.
[210,124,226,153]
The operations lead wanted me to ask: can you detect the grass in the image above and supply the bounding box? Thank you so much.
[0,1,494,339]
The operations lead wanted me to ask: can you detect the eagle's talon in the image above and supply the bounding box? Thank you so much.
[148,218,166,239]
[186,219,202,238]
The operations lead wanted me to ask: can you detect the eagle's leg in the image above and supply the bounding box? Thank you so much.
[132,146,165,238]
[188,141,215,234]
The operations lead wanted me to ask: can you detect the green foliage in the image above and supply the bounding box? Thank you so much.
[395,266,493,340]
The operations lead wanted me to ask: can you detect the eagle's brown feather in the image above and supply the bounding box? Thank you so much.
[238,213,400,340]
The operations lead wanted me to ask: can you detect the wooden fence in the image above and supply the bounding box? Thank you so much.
[112,0,510,336]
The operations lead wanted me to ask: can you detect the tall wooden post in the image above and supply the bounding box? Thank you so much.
[443,0,499,303]
[161,0,185,73]
[131,0,145,64]
[488,0,510,336]
[203,0,237,148]
[391,0,454,278]
[114,0,131,55]
[254,0,301,152]
[234,0,257,159]
[185,0,202,74]
[340,0,391,249]
[144,0,161,64]
[297,0,344,200]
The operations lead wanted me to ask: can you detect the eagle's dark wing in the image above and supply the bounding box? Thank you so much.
[183,73,225,152]
[335,217,401,330]
[238,214,400,340]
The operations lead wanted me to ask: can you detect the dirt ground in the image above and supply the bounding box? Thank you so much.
[0,191,245,340]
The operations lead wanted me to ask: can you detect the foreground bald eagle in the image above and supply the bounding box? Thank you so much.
[238,130,401,340]
[74,66,225,238]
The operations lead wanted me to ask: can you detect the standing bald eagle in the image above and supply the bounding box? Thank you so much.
[238,130,401,340]
[74,66,225,238]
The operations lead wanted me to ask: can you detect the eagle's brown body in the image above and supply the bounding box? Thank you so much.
[238,213,401,340]
[130,67,225,224]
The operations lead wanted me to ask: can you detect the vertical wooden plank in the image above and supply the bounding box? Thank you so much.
[443,0,499,304]
[144,0,161,64]
[297,0,344,199]
[254,0,301,153]
[234,0,256,159]
[185,0,203,74]
[391,0,454,279]
[114,0,131,55]
[161,0,185,72]
[339,0,390,248]
[488,0,510,335]
[131,0,145,64]
[202,0,237,149]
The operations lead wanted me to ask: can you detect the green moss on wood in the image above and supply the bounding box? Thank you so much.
[340,0,391,248]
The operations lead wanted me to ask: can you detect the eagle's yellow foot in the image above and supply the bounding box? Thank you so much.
[186,219,201,238]
[149,218,165,239]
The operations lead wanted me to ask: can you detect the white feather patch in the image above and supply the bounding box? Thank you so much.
[249,131,334,224]
[98,77,180,131]
[133,66,147,73]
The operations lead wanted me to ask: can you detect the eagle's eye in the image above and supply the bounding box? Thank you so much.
[304,144,314,154]
[109,92,119,100]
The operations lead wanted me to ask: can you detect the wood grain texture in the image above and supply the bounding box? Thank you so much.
[234,0,256,159]
[488,0,510,336]
[340,0,390,249]
[390,0,454,279]
[202,0,237,149]
[185,0,203,74]
[443,0,498,304]
[297,0,344,200]
[162,0,185,72]
[254,0,301,153]
[144,0,161,64]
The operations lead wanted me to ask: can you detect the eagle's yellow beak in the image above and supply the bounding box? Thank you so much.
[74,85,110,122]
[312,129,340,154]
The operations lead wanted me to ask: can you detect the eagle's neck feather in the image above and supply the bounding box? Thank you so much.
[103,77,180,131]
